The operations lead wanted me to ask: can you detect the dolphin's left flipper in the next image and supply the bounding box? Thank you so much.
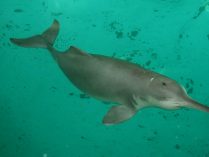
[103,105,136,125]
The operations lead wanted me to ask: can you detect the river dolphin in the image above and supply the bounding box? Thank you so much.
[10,19,209,125]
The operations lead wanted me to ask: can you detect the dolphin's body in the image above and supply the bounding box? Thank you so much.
[10,20,209,125]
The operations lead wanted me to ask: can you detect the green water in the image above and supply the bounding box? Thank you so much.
[1,0,209,157]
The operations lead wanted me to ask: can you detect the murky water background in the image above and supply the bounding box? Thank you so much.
[1,0,209,157]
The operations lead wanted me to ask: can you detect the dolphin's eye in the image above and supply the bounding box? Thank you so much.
[162,82,167,86]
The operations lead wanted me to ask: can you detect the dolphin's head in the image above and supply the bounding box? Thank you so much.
[147,75,209,112]
[148,76,192,109]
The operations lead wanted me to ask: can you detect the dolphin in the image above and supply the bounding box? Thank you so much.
[10,19,209,125]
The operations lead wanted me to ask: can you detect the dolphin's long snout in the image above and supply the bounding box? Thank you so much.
[185,97,209,113]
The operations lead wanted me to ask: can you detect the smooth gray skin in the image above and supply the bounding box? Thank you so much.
[10,19,209,125]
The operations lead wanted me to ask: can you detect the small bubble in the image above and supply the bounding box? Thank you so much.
[187,88,193,94]
[69,92,74,96]
[174,144,181,150]
[185,82,190,89]
[14,9,24,13]
[138,124,145,128]
[151,53,158,59]
[43,153,48,157]
[153,131,158,135]
[145,60,151,66]
[115,31,123,39]
[179,34,183,39]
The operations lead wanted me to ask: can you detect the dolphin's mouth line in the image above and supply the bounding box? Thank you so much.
[158,98,187,109]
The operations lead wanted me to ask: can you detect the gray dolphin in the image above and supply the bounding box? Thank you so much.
[10,20,209,125]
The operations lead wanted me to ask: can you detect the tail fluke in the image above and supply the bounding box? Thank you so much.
[10,19,59,48]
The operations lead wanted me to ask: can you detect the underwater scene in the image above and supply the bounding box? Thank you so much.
[1,0,209,157]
